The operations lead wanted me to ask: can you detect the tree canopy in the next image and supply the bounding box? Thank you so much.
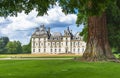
[0,37,9,53]
[80,2,120,52]
[107,2,120,52]
[22,40,31,54]
[6,41,22,54]
[0,0,118,17]
[0,0,56,17]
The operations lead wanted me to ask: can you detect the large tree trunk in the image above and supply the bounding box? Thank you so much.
[82,12,117,62]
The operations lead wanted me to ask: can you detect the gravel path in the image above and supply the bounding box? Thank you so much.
[0,58,73,60]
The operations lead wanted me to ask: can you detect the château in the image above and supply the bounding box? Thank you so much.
[31,25,86,55]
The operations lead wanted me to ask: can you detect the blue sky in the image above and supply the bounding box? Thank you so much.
[0,5,84,45]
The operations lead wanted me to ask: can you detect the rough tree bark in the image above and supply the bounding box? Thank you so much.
[82,12,117,62]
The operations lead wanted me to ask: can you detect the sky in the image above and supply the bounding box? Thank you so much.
[0,5,84,45]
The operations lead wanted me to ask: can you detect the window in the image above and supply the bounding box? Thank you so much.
[74,49,75,52]
[51,49,52,52]
[59,49,61,52]
[82,48,84,52]
[78,42,79,46]
[48,43,50,46]
[33,49,35,52]
[66,38,67,40]
[74,42,75,46]
[78,48,79,52]
[44,49,46,52]
[55,49,57,52]
[33,42,35,47]
[66,42,67,46]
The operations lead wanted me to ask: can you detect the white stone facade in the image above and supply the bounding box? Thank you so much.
[31,25,86,55]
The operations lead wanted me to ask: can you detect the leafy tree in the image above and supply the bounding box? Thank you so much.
[59,0,119,61]
[16,41,23,54]
[0,37,9,53]
[6,41,22,54]
[80,25,88,42]
[22,41,31,54]
[80,1,120,53]
[0,0,119,61]
[107,2,120,52]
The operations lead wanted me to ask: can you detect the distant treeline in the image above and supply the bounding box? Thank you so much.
[0,37,31,54]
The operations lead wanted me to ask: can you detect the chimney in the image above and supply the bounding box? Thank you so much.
[67,26,69,31]
[48,27,50,33]
[36,27,39,31]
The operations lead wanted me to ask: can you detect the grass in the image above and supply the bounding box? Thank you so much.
[0,60,120,78]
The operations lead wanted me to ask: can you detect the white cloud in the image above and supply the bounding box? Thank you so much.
[0,5,82,45]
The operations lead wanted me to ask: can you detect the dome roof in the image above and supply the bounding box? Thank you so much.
[33,25,48,36]
[52,32,62,37]
[75,32,80,37]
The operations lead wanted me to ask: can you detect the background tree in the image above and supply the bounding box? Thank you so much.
[22,40,31,54]
[0,37,9,53]
[6,41,22,54]
[0,0,119,61]
[16,41,23,54]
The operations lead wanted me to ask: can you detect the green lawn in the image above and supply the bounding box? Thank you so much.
[0,60,120,78]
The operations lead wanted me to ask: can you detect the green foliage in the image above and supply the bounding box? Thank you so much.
[22,40,31,53]
[0,0,56,17]
[80,1,120,52]
[80,25,88,42]
[0,0,117,18]
[0,37,9,53]
[106,2,120,52]
[59,0,115,25]
[0,37,31,54]
[0,60,120,78]
[6,41,22,54]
